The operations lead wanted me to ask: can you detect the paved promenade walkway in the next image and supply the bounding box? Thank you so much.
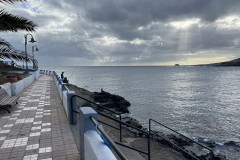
[0,75,80,160]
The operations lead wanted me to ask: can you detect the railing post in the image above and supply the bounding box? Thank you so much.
[56,76,59,87]
[79,107,98,160]
[148,120,151,160]
[62,83,67,92]
[67,91,77,124]
[120,115,122,142]
[53,74,57,83]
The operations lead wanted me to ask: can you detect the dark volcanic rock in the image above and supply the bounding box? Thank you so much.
[198,58,240,66]
[167,134,192,146]
[94,89,131,113]
[214,154,227,160]
[123,117,142,129]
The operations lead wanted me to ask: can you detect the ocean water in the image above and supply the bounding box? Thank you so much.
[41,66,240,159]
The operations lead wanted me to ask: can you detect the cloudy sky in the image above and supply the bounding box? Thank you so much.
[1,0,240,66]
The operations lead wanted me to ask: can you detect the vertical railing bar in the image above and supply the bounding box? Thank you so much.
[70,94,150,158]
[70,94,121,116]
[54,70,214,160]
[148,119,151,160]
[120,115,122,142]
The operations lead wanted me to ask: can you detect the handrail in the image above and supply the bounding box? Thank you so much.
[63,84,70,92]
[90,116,128,160]
[71,94,151,160]
[97,111,149,134]
[70,94,123,142]
[56,72,213,160]
[70,94,121,116]
[149,119,214,160]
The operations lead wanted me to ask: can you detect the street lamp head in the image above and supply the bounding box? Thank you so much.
[29,37,36,43]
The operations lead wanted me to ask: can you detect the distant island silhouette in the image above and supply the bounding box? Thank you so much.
[198,58,240,66]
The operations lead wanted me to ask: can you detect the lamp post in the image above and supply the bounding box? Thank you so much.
[20,52,25,69]
[24,34,36,74]
[32,45,39,70]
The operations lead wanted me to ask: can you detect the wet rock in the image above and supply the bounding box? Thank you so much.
[225,141,236,146]
[124,117,142,129]
[167,134,192,146]
[94,89,131,113]
[214,153,227,160]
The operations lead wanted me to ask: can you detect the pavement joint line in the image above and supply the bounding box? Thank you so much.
[0,74,80,159]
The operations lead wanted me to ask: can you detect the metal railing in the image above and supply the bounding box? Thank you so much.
[90,116,128,160]
[149,119,214,160]
[70,94,123,142]
[70,94,151,160]
[55,74,215,160]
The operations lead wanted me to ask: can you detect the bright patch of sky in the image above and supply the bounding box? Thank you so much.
[20,1,40,13]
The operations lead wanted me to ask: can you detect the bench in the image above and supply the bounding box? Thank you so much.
[0,87,19,113]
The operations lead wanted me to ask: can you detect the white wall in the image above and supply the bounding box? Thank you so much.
[11,74,35,95]
[44,71,117,160]
[0,82,12,96]
[84,130,117,160]
[30,70,40,79]
[62,90,68,117]
[58,84,63,100]
[0,70,40,96]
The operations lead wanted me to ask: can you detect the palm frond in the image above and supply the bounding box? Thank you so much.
[0,10,38,32]
[0,37,12,48]
[0,0,26,4]
[0,47,33,62]
[0,38,34,62]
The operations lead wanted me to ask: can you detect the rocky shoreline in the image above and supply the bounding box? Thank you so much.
[197,58,240,66]
[67,84,227,160]
[94,89,131,113]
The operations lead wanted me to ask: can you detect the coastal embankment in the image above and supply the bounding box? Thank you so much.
[67,84,186,160]
[67,84,227,160]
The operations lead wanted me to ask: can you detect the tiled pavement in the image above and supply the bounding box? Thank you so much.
[0,75,80,160]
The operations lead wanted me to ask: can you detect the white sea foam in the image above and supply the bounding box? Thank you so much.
[216,141,226,146]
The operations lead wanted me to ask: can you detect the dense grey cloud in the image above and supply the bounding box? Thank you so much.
[84,0,239,23]
[1,0,240,66]
[81,0,240,39]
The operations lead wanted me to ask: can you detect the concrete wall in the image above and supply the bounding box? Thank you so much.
[40,70,53,76]
[62,90,68,117]
[0,82,12,96]
[42,70,117,160]
[30,70,40,79]
[84,130,117,160]
[58,83,63,100]
[11,74,35,95]
[0,70,40,96]
[80,107,117,160]
[41,70,77,124]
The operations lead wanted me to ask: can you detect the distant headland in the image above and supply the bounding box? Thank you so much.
[197,58,240,66]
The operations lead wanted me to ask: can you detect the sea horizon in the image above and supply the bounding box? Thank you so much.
[41,66,240,159]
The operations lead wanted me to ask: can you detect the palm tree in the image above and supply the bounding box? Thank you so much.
[0,10,37,32]
[0,0,37,32]
[0,0,37,61]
